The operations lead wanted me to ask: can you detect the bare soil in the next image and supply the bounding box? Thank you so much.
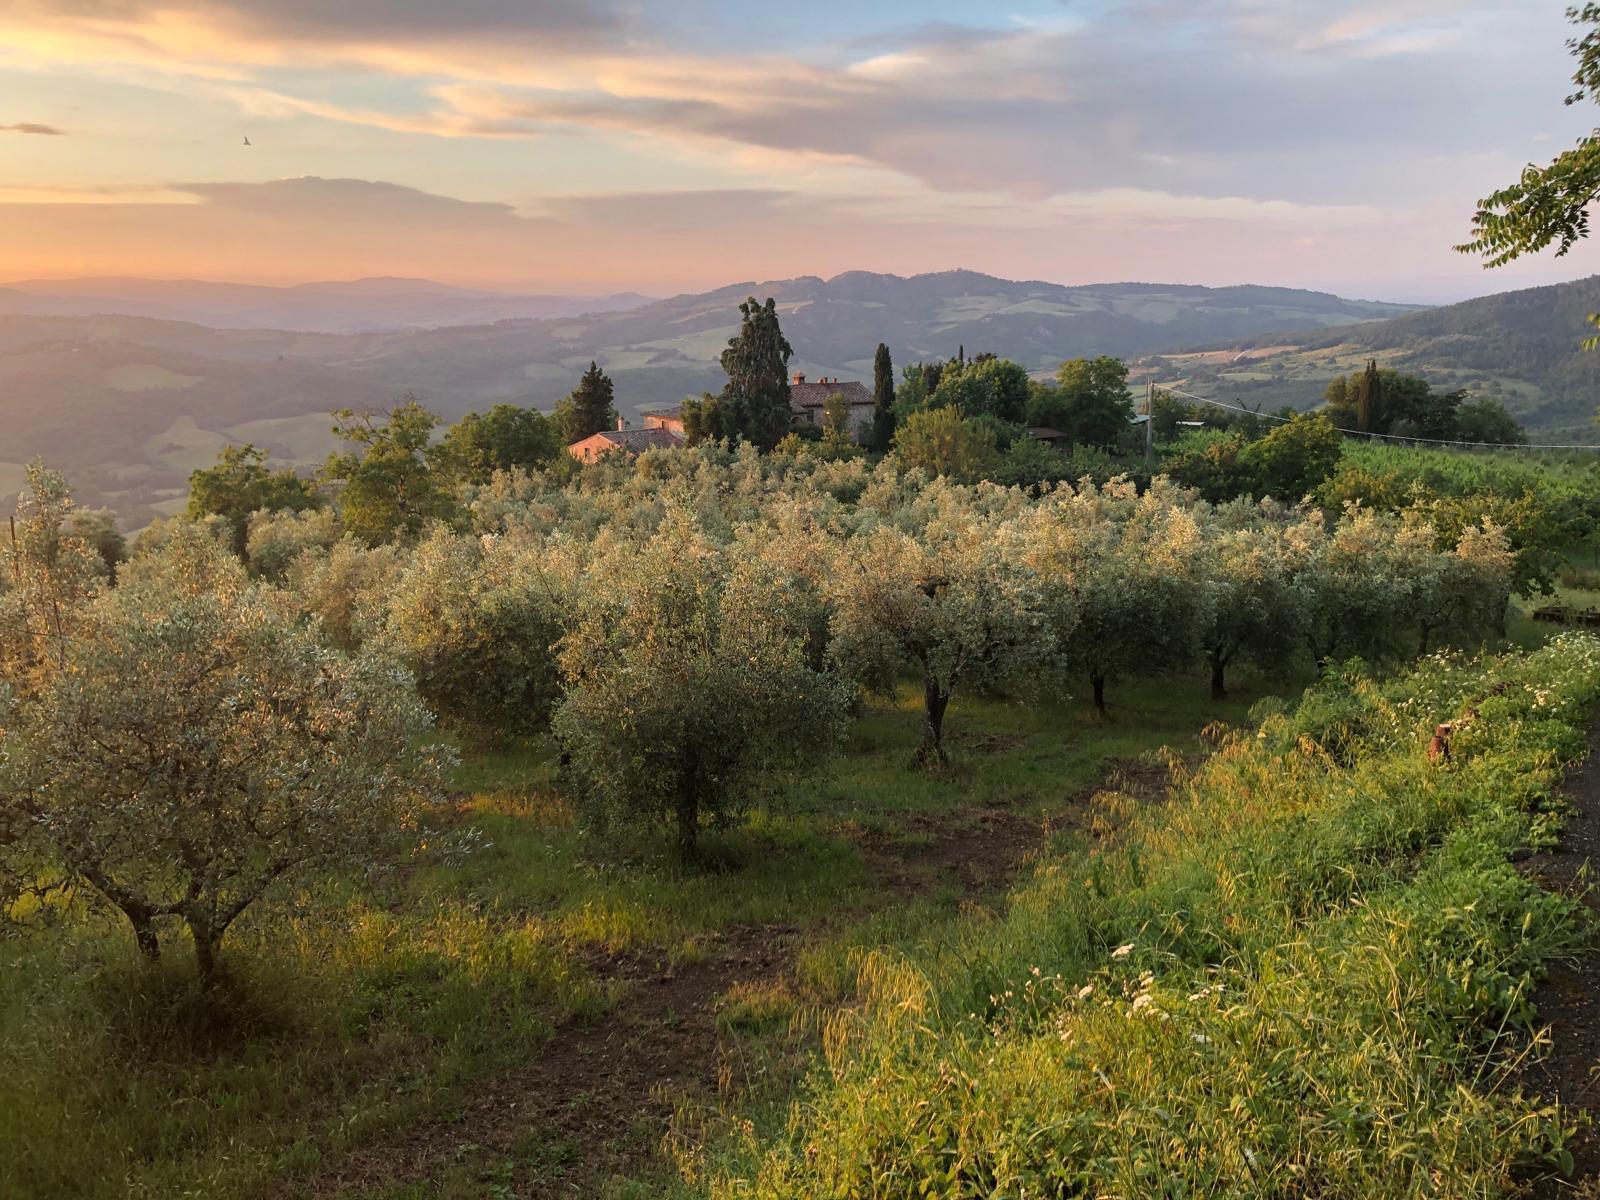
[308,923,795,1198]
[298,752,1182,1198]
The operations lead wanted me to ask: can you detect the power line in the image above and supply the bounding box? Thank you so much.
[1159,385,1600,453]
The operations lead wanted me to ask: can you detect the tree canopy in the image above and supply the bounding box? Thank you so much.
[1459,5,1600,272]
[322,402,456,544]
[438,404,561,483]
[553,362,619,444]
[187,444,321,554]
[871,342,896,452]
[1,484,446,980]
[1030,356,1137,450]
[718,297,795,449]
[1322,364,1524,443]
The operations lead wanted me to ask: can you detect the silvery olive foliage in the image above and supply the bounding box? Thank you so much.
[244,505,343,582]
[828,510,1052,766]
[285,537,407,653]
[0,462,107,694]
[4,445,1519,905]
[0,471,448,980]
[553,513,850,861]
[380,526,577,743]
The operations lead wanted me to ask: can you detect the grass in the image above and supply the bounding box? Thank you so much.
[8,638,1593,1199]
[688,637,1600,1198]
[0,670,1267,1200]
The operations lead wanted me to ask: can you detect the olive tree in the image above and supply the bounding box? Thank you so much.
[1293,505,1433,668]
[1,528,447,982]
[1037,480,1205,714]
[380,527,574,743]
[0,462,106,694]
[829,511,1048,767]
[1193,505,1316,699]
[553,515,849,861]
[244,505,343,581]
[1410,516,1514,653]
[284,537,406,653]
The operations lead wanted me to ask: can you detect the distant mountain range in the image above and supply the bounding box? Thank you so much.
[0,269,1428,527]
[0,276,657,333]
[1134,275,1600,440]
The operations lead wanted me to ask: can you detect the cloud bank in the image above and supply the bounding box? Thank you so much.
[0,1,1594,299]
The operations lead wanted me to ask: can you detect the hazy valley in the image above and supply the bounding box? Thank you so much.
[0,270,1423,525]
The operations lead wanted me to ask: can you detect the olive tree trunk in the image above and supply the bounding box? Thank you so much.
[913,673,952,769]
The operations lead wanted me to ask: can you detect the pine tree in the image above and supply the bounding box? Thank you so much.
[871,343,896,452]
[719,297,794,449]
[565,362,618,442]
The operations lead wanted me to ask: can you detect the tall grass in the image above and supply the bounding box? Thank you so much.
[712,637,1600,1197]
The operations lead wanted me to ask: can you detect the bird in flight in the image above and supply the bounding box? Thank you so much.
[243,135,251,146]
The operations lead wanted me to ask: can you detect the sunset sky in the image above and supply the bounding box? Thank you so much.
[1,0,1596,301]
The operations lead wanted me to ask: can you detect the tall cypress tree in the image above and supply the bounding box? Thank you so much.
[1352,358,1384,433]
[871,342,896,452]
[1363,358,1384,434]
[719,297,794,449]
[566,361,618,442]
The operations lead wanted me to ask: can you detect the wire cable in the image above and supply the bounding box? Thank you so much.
[1158,385,1600,452]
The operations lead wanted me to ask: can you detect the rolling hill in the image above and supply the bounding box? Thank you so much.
[0,270,1422,526]
[1133,275,1600,439]
[0,277,656,333]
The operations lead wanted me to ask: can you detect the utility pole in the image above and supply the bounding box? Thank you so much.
[1144,380,1155,467]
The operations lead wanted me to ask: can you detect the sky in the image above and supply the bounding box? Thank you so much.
[0,0,1597,302]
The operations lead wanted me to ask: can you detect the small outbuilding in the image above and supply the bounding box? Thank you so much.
[568,421,685,463]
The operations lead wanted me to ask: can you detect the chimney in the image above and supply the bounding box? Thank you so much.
[616,415,626,431]
[793,372,806,385]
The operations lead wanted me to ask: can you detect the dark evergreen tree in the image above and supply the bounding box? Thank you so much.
[719,297,794,449]
[1365,358,1383,432]
[871,343,896,452]
[1352,358,1383,432]
[563,362,618,443]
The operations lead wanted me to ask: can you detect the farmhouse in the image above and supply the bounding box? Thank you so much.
[640,409,686,436]
[788,372,874,439]
[568,420,684,463]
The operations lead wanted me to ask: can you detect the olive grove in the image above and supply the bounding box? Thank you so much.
[1,444,1519,967]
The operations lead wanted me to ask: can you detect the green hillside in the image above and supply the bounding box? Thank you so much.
[1136,275,1600,437]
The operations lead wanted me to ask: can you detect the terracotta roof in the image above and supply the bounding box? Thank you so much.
[593,428,681,449]
[789,380,872,412]
[567,427,684,461]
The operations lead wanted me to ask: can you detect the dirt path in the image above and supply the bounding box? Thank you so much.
[310,922,795,1198]
[300,756,1178,1198]
[1520,722,1600,1197]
